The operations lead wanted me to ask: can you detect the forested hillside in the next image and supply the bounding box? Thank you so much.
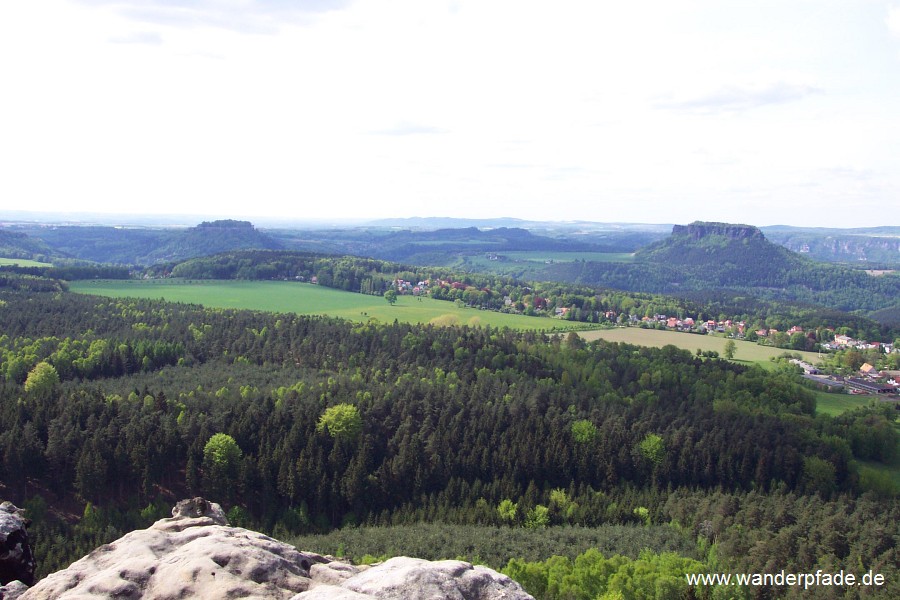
[0,230,56,262]
[1,286,897,597]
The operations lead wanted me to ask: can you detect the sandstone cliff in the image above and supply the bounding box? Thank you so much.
[670,221,764,241]
[15,498,532,600]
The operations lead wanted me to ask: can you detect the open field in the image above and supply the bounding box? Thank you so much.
[857,459,900,496]
[0,257,52,267]
[812,389,882,417]
[70,279,590,331]
[578,327,823,365]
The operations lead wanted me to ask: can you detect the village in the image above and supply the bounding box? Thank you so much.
[388,276,900,401]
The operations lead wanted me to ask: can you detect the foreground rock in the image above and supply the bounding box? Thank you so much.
[21,498,532,600]
[0,501,35,588]
[297,557,531,599]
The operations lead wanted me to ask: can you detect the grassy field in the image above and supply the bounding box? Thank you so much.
[0,257,52,267]
[812,389,879,417]
[70,279,590,331]
[578,327,823,365]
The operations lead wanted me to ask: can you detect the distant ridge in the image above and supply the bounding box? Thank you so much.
[4,221,281,265]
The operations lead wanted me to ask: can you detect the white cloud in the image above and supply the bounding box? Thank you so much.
[77,0,351,33]
[108,31,163,45]
[655,81,822,114]
[887,5,900,37]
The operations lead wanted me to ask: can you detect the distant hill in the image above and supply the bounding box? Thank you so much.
[538,221,900,316]
[142,220,281,263]
[0,229,57,261]
[11,220,281,265]
[633,222,809,283]
[272,225,661,264]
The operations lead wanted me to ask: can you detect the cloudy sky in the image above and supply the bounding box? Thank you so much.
[1,0,899,227]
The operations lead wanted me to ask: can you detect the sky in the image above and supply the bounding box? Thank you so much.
[1,0,899,228]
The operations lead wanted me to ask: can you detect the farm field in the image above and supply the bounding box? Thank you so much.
[812,389,881,417]
[0,257,52,267]
[578,327,823,365]
[70,279,588,331]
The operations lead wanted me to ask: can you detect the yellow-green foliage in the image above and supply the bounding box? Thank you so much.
[316,403,362,440]
[24,361,59,395]
[503,548,707,600]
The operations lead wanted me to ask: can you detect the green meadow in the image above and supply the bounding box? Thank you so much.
[812,389,880,417]
[70,279,589,331]
[578,327,823,365]
[0,257,52,267]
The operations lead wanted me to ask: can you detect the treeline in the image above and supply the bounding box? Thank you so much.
[0,273,67,293]
[1,335,184,384]
[0,264,131,280]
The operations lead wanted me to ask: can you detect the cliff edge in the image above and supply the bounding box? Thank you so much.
[14,498,532,600]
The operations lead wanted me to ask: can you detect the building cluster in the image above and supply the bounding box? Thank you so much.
[640,314,745,335]
[846,361,899,396]
[822,334,895,354]
[394,278,433,296]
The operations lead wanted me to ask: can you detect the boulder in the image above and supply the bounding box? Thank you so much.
[0,502,35,587]
[20,498,533,600]
[0,580,29,600]
[296,557,533,600]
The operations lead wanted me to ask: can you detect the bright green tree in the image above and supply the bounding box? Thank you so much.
[202,433,242,502]
[723,339,736,360]
[497,499,518,523]
[317,403,363,441]
[525,504,550,529]
[383,289,398,305]
[571,419,598,444]
[24,361,59,396]
[638,433,666,466]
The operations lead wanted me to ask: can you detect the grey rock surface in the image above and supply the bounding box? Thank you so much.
[303,557,533,600]
[0,502,34,587]
[0,579,29,600]
[21,501,326,600]
[19,498,533,599]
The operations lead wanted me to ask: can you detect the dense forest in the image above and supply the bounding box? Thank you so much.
[1,286,897,597]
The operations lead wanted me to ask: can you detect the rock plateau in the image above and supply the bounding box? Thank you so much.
[16,498,532,600]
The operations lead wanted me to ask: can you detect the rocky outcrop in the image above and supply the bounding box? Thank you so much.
[0,501,35,588]
[296,557,531,600]
[672,221,764,241]
[20,499,532,600]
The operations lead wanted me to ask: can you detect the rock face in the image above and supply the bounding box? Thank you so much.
[671,221,764,242]
[20,498,533,600]
[0,501,35,587]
